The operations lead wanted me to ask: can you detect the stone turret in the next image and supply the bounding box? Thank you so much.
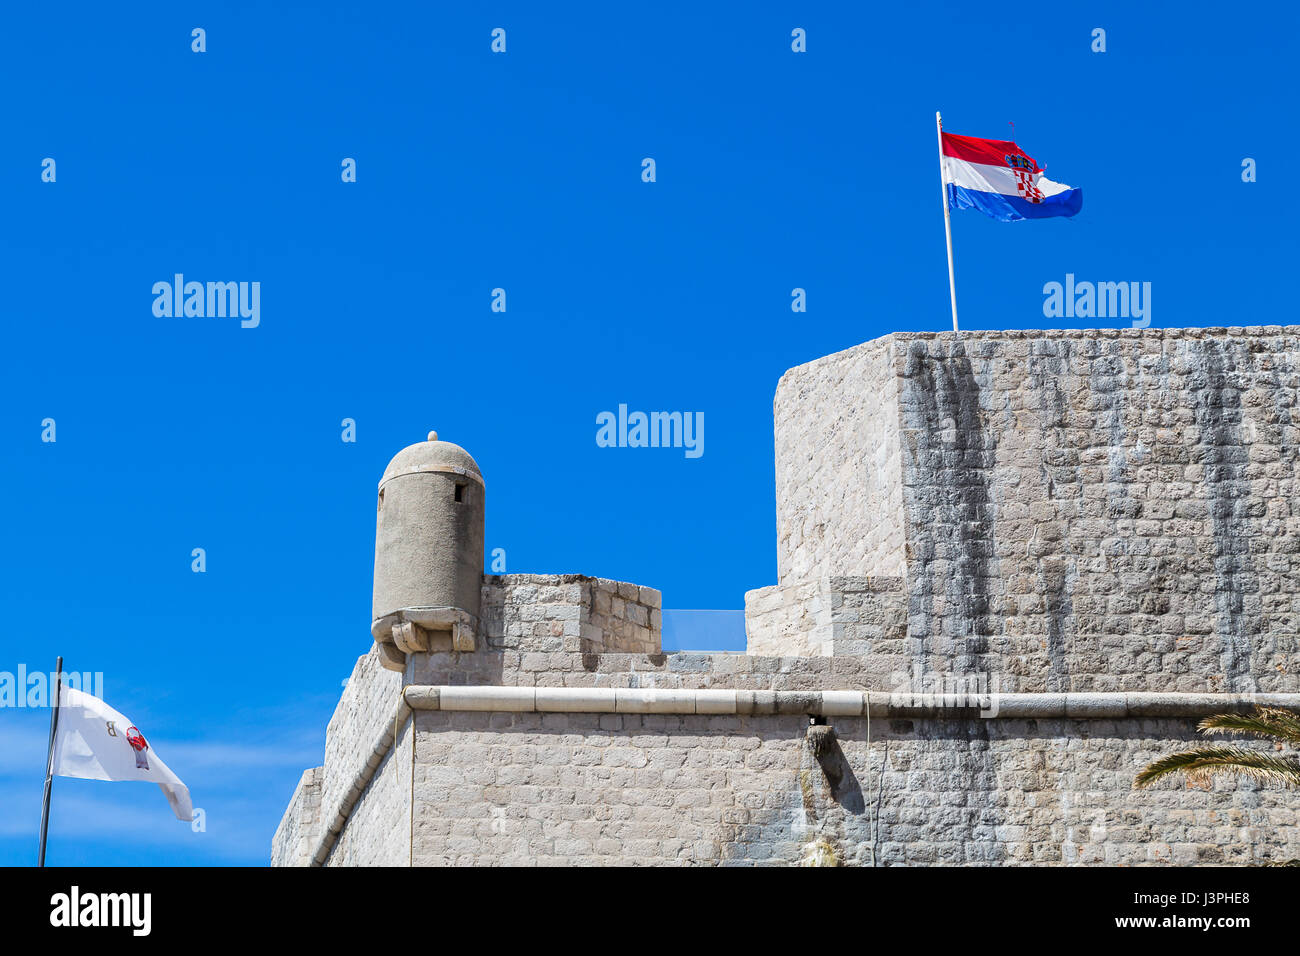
[371,431,485,672]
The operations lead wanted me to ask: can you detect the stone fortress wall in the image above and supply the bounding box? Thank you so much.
[275,327,1300,867]
[762,327,1300,694]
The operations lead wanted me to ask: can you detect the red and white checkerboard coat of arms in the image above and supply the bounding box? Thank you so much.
[1006,153,1044,203]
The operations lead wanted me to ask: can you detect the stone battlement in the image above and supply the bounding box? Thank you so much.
[275,326,1300,868]
[482,574,661,656]
[769,326,1300,693]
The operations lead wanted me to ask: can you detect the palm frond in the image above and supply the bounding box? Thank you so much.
[1134,746,1300,789]
[1199,708,1300,745]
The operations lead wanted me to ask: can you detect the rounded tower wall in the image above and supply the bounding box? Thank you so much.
[370,432,486,668]
[372,470,484,622]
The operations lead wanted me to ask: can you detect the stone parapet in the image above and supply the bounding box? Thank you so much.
[775,327,1300,690]
[744,576,907,657]
[481,573,661,655]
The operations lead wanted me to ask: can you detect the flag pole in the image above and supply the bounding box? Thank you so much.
[936,111,959,332]
[37,656,63,867]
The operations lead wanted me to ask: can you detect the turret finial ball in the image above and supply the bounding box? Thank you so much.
[427,431,438,442]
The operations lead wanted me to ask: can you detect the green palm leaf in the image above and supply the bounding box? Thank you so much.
[1198,708,1300,745]
[1135,745,1300,789]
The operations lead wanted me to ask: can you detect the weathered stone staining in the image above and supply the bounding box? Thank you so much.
[275,327,1300,868]
[771,327,1300,695]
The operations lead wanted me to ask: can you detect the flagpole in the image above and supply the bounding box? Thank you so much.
[936,111,959,332]
[37,655,63,867]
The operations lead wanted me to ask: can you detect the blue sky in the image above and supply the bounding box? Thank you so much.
[1,2,1294,865]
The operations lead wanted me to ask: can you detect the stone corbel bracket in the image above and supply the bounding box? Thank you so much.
[370,606,478,672]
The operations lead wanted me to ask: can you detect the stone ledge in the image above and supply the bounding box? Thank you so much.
[773,326,1300,393]
[401,685,1300,719]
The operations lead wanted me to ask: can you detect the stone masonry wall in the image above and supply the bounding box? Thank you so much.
[274,645,404,865]
[284,640,1300,866]
[276,580,664,862]
[585,578,662,654]
[404,711,1299,866]
[316,646,403,849]
[404,641,1270,696]
[744,578,827,656]
[744,576,907,659]
[323,719,412,866]
[408,647,888,692]
[481,574,661,656]
[776,335,905,583]
[773,327,1300,693]
[271,767,321,868]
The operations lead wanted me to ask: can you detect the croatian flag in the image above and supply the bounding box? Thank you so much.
[941,131,1082,222]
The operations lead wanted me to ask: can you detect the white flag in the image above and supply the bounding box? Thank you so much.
[51,684,193,822]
